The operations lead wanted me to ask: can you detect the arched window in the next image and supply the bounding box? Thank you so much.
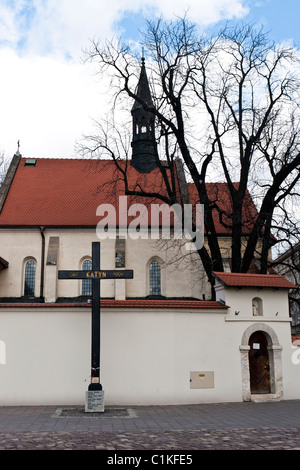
[82,259,92,296]
[252,297,263,316]
[149,260,161,296]
[24,260,36,296]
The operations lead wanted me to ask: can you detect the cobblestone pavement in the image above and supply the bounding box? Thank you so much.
[0,401,300,450]
[1,427,300,450]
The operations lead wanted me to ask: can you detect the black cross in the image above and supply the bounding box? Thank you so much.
[58,242,133,391]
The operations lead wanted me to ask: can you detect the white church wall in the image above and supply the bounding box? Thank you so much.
[0,302,299,407]
[0,305,238,406]
[0,306,90,405]
[0,229,42,298]
[125,237,201,299]
[223,287,290,320]
[56,230,116,299]
[282,336,300,400]
[0,228,205,301]
[0,307,240,405]
[101,307,243,405]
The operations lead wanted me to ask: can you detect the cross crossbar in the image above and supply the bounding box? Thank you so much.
[58,270,133,279]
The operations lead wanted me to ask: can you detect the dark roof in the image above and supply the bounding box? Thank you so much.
[131,59,154,111]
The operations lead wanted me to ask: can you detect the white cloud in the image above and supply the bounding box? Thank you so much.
[0,48,107,158]
[141,0,249,25]
[0,4,17,44]
[0,0,249,158]
[0,0,249,58]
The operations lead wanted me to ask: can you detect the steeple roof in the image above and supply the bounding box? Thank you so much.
[132,57,154,111]
[131,57,158,173]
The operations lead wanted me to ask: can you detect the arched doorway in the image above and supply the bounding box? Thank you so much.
[240,323,283,401]
[248,331,271,394]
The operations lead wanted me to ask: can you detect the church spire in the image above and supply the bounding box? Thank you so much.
[131,57,158,173]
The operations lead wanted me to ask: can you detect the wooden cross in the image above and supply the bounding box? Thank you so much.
[58,242,133,407]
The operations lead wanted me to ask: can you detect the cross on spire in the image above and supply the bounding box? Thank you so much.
[15,140,21,157]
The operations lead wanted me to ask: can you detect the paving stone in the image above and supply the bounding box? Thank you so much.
[0,401,300,450]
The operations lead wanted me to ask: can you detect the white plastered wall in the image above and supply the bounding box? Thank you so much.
[0,301,299,407]
[0,228,205,301]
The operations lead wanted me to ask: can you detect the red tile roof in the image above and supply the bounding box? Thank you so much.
[213,271,297,289]
[188,182,258,235]
[0,299,228,309]
[0,158,180,227]
[0,157,257,233]
[101,299,228,309]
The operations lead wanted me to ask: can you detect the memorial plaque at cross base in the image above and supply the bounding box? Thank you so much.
[85,389,105,413]
[58,242,134,412]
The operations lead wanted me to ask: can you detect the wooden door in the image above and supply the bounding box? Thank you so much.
[249,331,271,394]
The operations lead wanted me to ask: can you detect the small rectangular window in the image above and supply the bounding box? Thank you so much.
[25,159,36,166]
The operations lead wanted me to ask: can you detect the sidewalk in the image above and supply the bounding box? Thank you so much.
[0,400,300,450]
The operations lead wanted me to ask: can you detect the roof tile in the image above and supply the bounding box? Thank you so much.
[0,299,228,309]
[0,158,258,234]
[213,271,297,289]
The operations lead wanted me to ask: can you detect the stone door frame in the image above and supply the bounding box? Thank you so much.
[240,323,283,401]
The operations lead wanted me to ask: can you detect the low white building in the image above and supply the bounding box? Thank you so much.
[213,271,300,402]
[0,271,298,406]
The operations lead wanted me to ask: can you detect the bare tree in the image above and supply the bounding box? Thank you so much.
[190,22,300,273]
[0,153,9,187]
[81,19,300,296]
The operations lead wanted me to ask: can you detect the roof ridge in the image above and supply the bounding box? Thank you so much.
[20,156,105,161]
[214,271,283,277]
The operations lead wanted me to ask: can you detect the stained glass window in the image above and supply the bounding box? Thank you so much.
[149,260,161,296]
[82,259,92,296]
[24,260,36,296]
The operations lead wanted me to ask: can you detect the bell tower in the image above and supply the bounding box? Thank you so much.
[131,57,158,173]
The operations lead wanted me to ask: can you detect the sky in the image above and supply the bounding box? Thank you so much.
[0,0,300,161]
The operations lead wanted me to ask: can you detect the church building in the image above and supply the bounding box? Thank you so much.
[0,60,299,407]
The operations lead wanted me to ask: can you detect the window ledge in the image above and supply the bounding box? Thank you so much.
[225,316,291,322]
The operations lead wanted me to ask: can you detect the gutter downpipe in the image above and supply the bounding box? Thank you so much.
[40,226,45,302]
